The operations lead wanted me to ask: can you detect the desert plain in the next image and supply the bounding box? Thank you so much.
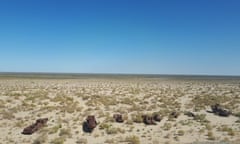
[0,74,240,144]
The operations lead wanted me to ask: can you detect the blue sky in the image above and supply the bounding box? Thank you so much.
[0,0,239,75]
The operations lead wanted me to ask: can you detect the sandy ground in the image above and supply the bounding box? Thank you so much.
[0,77,240,144]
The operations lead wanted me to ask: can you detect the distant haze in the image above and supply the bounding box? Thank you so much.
[0,0,239,76]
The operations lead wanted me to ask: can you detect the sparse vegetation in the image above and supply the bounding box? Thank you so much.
[131,113,143,123]
[48,124,62,134]
[125,135,140,144]
[177,130,185,136]
[50,136,65,144]
[162,123,172,131]
[99,123,125,134]
[0,110,15,119]
[0,77,239,144]
[207,131,215,140]
[59,128,71,138]
[76,138,87,144]
[218,125,235,136]
[33,134,48,144]
[194,114,209,123]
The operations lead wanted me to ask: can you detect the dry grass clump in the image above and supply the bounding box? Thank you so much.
[39,105,58,112]
[99,123,112,130]
[129,104,144,111]
[106,126,125,134]
[50,136,65,144]
[0,100,5,108]
[207,131,216,140]
[124,135,140,144]
[162,123,172,131]
[99,123,125,134]
[157,109,171,117]
[80,94,91,101]
[120,97,134,105]
[48,124,62,134]
[131,113,143,123]
[190,90,239,112]
[33,133,48,144]
[234,112,240,118]
[76,138,87,144]
[59,128,72,138]
[104,139,115,143]
[159,97,181,111]
[198,128,205,134]
[14,120,25,127]
[179,120,193,126]
[86,95,117,107]
[218,125,235,136]
[98,97,117,106]
[193,114,209,124]
[126,119,134,125]
[51,94,67,103]
[104,113,115,122]
[61,101,81,113]
[177,130,185,136]
[0,109,15,119]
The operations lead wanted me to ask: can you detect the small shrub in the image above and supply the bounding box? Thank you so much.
[207,131,215,140]
[174,136,179,141]
[59,128,71,137]
[0,110,15,119]
[50,136,65,144]
[236,119,240,123]
[48,124,62,134]
[33,134,48,144]
[199,128,205,134]
[194,114,209,123]
[106,127,119,134]
[99,123,125,134]
[162,123,172,131]
[205,124,212,131]
[234,112,240,118]
[132,114,143,123]
[219,125,235,135]
[126,119,133,125]
[105,138,115,143]
[76,138,87,144]
[99,123,111,130]
[177,130,184,136]
[125,135,140,144]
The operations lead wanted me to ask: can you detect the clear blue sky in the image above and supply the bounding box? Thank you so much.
[0,0,239,75]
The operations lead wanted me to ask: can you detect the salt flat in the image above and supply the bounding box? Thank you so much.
[0,75,240,144]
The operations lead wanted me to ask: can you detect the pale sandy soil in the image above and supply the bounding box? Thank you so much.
[0,77,240,144]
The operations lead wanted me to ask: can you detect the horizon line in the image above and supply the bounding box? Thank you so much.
[0,71,239,77]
